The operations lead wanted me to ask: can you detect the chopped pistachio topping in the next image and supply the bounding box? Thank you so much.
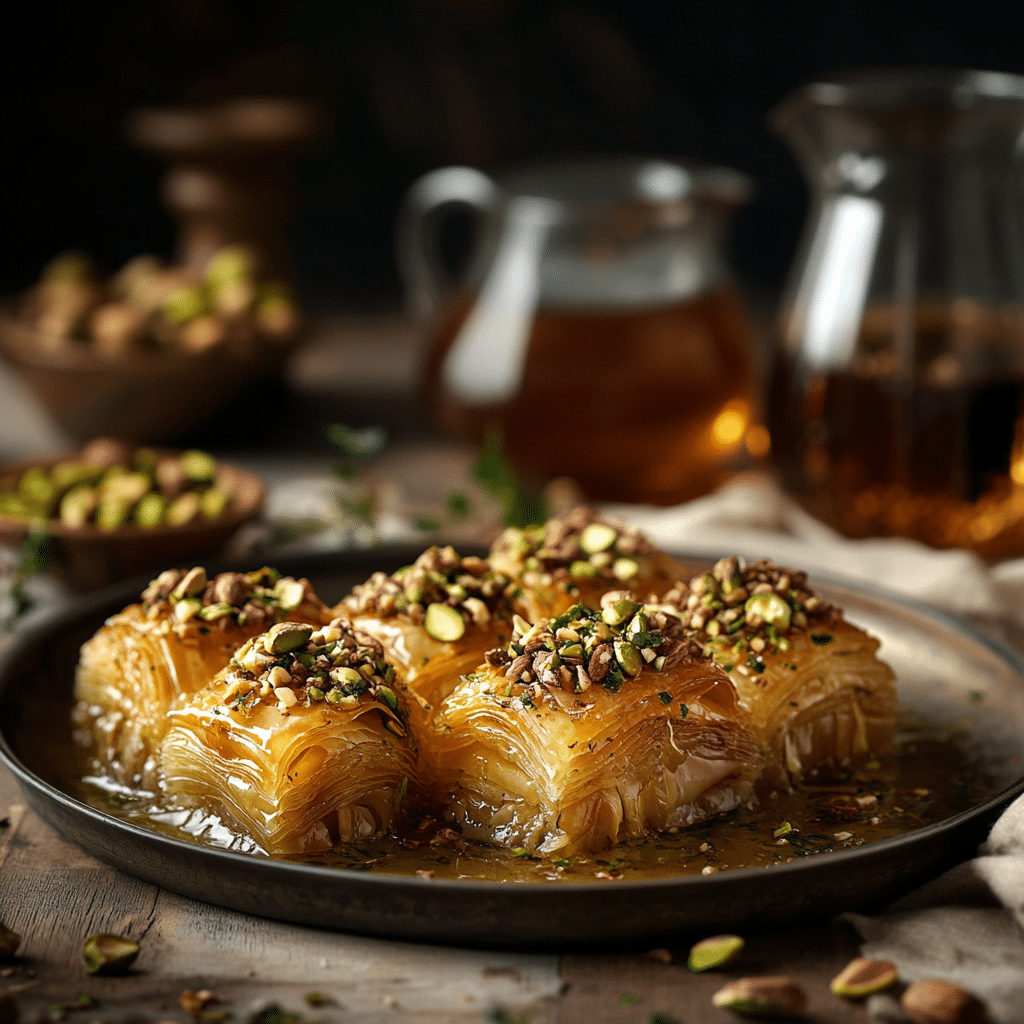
[489,506,662,593]
[661,557,835,656]
[342,545,513,632]
[139,566,330,631]
[226,617,405,721]
[480,599,703,714]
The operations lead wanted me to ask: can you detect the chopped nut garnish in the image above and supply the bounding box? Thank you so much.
[662,556,836,652]
[474,600,706,715]
[140,566,330,633]
[226,617,404,723]
[342,545,514,631]
[490,507,662,592]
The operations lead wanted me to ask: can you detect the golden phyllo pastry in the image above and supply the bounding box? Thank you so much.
[336,545,516,723]
[74,566,333,788]
[488,506,680,621]
[160,618,414,855]
[422,598,759,856]
[661,557,897,791]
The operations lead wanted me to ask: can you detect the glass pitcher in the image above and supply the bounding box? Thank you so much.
[769,69,1024,556]
[398,158,759,505]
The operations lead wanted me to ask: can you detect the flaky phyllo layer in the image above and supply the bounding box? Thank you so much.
[73,566,333,788]
[160,619,414,855]
[74,509,897,857]
[422,601,760,856]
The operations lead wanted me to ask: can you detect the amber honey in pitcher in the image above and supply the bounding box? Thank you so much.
[770,300,1024,558]
[423,283,762,506]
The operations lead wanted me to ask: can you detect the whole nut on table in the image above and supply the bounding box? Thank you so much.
[901,979,987,1024]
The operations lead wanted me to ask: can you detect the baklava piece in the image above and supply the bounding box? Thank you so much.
[160,618,414,855]
[661,557,897,790]
[489,506,680,621]
[74,566,333,788]
[422,599,759,856]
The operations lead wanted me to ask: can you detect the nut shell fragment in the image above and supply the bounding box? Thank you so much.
[901,979,986,1024]
[688,934,744,972]
[712,975,808,1018]
[831,957,898,999]
[82,932,140,975]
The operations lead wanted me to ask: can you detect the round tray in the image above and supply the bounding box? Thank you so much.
[1,548,1022,948]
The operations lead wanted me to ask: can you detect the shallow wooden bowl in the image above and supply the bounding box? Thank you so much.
[0,311,294,444]
[0,455,265,590]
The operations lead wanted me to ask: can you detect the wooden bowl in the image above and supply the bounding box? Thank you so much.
[0,455,265,590]
[0,311,294,444]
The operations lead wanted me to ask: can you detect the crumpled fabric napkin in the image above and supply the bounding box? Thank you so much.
[603,471,1022,621]
[844,794,1024,1024]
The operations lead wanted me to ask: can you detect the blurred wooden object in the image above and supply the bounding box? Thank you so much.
[125,97,320,278]
[0,310,291,445]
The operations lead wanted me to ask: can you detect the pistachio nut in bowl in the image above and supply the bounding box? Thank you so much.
[0,438,265,590]
[0,248,301,443]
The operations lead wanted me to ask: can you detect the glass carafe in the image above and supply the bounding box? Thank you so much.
[769,69,1024,557]
[398,158,759,505]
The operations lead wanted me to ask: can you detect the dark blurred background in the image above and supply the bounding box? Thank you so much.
[3,0,1023,309]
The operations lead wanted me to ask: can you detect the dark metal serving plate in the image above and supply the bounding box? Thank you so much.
[2,547,1023,948]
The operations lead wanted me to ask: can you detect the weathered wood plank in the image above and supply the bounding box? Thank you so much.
[0,764,560,1024]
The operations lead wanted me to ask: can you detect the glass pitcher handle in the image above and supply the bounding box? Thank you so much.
[396,166,500,318]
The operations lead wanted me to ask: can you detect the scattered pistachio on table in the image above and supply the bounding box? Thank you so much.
[830,957,899,999]
[901,979,986,1024]
[688,934,745,972]
[711,975,808,1018]
[82,934,139,976]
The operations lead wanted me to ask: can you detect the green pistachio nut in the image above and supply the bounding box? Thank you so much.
[59,485,98,528]
[711,976,808,1018]
[579,522,618,554]
[180,449,218,484]
[266,622,313,655]
[744,593,792,631]
[274,578,306,611]
[135,492,166,528]
[614,640,643,677]
[166,491,201,526]
[424,602,466,642]
[689,934,745,973]
[82,932,140,976]
[200,486,230,519]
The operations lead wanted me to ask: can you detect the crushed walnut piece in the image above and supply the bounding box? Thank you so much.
[474,596,703,715]
[489,506,662,591]
[340,545,514,630]
[140,565,330,631]
[224,617,405,732]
